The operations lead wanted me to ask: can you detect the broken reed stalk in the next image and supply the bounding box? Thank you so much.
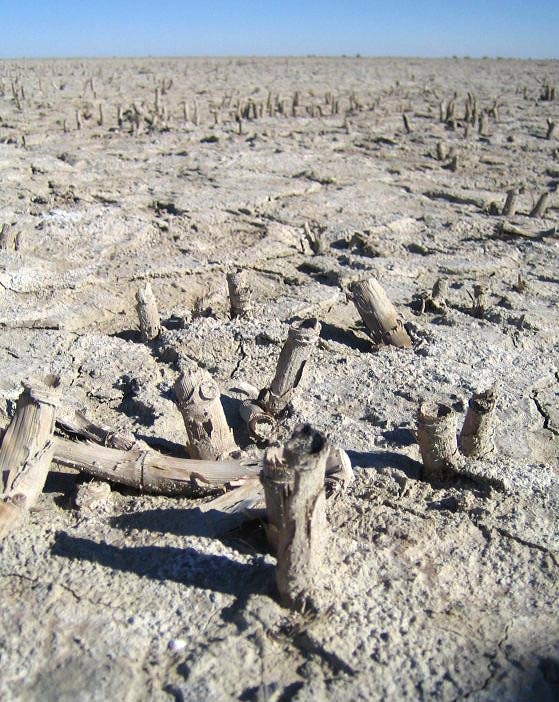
[56,409,146,451]
[261,319,321,415]
[262,424,328,612]
[459,389,497,457]
[502,189,517,216]
[530,192,549,218]
[198,477,265,534]
[174,363,239,460]
[350,277,412,348]
[416,401,458,481]
[436,141,448,161]
[0,375,60,538]
[135,282,160,342]
[470,284,489,318]
[402,112,411,133]
[53,436,256,495]
[430,278,448,312]
[303,221,326,255]
[0,223,18,251]
[239,401,277,444]
[226,269,252,318]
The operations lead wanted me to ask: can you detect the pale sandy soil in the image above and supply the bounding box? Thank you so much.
[0,57,558,701]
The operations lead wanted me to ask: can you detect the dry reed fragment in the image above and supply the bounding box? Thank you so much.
[261,319,321,415]
[416,401,458,481]
[350,277,412,348]
[135,282,161,342]
[0,375,60,539]
[262,424,328,612]
[459,389,497,457]
[174,363,239,460]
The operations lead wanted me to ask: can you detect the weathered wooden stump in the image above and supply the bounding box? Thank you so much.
[174,363,239,460]
[0,375,60,539]
[416,401,458,481]
[459,389,497,457]
[261,318,321,415]
[262,424,328,612]
[135,282,161,342]
[350,277,411,348]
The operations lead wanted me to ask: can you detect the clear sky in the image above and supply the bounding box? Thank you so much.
[0,0,557,59]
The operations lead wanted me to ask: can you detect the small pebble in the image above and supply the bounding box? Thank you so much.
[167,638,187,653]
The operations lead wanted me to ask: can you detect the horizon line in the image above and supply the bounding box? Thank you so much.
[1,53,558,62]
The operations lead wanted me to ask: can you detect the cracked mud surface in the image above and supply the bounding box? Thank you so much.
[1,57,558,701]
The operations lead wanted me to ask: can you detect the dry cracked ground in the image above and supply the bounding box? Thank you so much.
[0,57,558,701]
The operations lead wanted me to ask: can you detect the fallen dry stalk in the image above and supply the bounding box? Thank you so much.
[57,409,147,451]
[0,375,60,538]
[53,436,258,495]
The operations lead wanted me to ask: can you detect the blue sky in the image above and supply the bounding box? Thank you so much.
[0,1,557,59]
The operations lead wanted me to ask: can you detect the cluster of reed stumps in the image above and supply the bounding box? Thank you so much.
[53,78,359,136]
[0,272,497,613]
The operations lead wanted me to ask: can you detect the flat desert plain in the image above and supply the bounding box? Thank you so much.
[0,57,558,701]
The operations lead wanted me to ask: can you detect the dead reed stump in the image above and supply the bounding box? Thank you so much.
[530,192,549,218]
[459,389,497,457]
[174,363,239,460]
[502,189,517,217]
[261,319,321,415]
[226,269,253,318]
[416,401,458,481]
[239,401,277,444]
[350,278,411,348]
[262,424,328,612]
[136,282,161,342]
[0,375,60,538]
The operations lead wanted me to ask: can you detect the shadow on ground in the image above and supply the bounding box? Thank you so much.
[347,449,423,479]
[52,531,274,598]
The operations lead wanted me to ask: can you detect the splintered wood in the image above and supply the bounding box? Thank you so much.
[350,277,412,348]
[0,375,60,539]
[261,318,321,415]
[262,424,328,612]
[174,362,239,460]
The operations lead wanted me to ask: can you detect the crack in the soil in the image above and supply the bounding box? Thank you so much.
[459,623,511,701]
[229,336,247,380]
[531,391,554,432]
